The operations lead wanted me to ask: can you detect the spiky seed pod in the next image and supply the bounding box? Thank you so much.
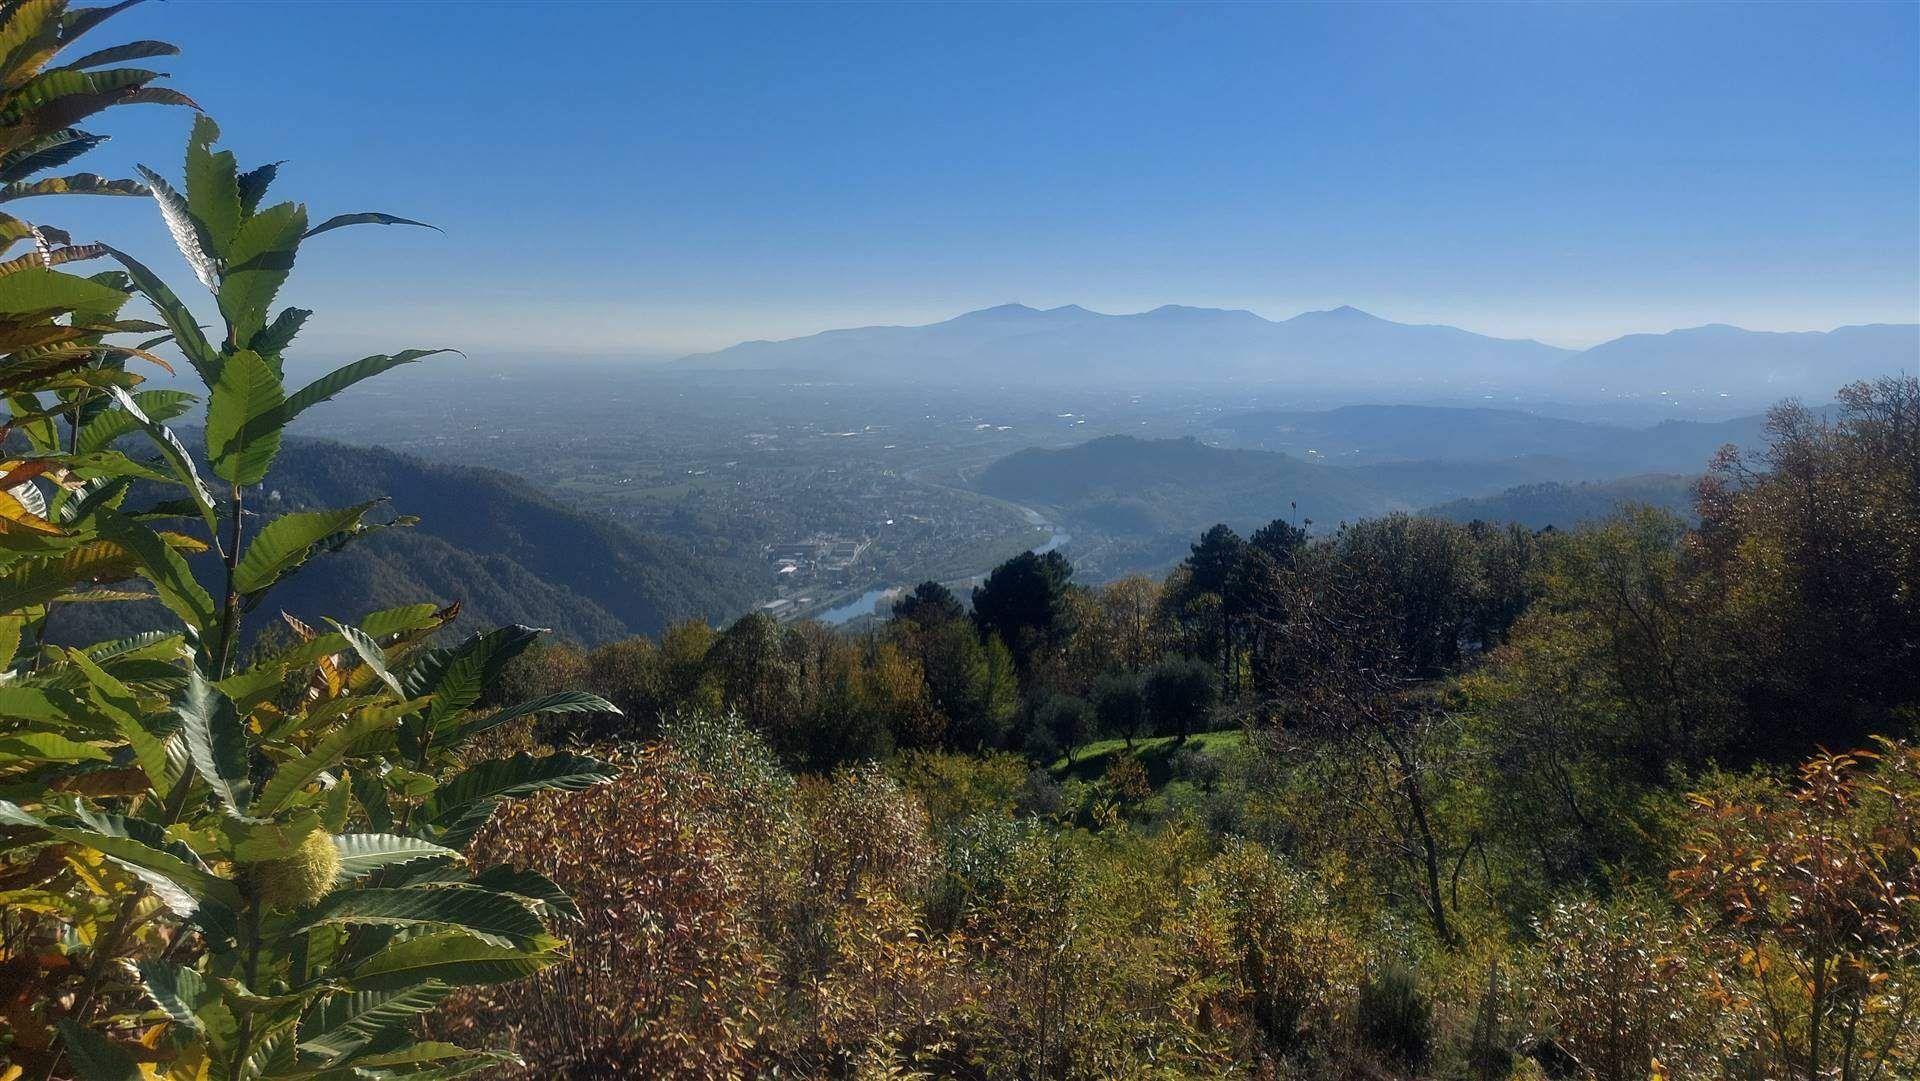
[245,828,340,911]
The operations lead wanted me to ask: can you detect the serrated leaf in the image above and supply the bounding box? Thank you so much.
[297,983,450,1062]
[454,690,618,743]
[328,618,404,698]
[135,164,219,293]
[253,713,392,814]
[330,833,461,882]
[420,752,616,846]
[349,930,561,990]
[204,347,284,486]
[0,799,240,911]
[74,387,194,456]
[0,264,125,314]
[178,670,250,815]
[184,113,240,254]
[0,730,108,761]
[278,348,452,425]
[302,211,438,239]
[104,386,217,541]
[54,1019,141,1081]
[103,245,220,384]
[218,201,304,348]
[232,500,376,596]
[137,958,211,1032]
[300,887,546,949]
[94,506,215,636]
[236,160,281,216]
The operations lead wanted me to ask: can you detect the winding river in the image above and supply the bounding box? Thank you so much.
[818,508,1069,626]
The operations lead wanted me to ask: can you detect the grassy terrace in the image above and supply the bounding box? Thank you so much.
[1049,728,1246,785]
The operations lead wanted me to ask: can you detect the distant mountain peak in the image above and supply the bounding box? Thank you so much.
[1291,304,1384,323]
[960,302,1041,318]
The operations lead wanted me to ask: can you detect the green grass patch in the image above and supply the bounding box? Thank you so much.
[1050,728,1245,787]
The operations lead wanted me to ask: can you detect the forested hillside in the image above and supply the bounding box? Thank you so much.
[1423,474,1698,528]
[51,435,760,647]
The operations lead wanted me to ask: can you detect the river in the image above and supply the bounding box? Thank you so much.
[818,511,1070,626]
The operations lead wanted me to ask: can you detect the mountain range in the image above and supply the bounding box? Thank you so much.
[681,303,1917,398]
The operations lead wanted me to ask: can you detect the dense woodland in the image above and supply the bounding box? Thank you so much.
[2,7,1917,1081]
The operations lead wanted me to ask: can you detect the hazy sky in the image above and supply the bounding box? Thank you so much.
[52,1,1920,358]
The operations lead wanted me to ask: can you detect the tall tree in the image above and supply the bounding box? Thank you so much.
[892,579,964,629]
[1143,654,1217,744]
[971,549,1076,677]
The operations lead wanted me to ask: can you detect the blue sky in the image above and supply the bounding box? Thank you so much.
[51,1,1920,357]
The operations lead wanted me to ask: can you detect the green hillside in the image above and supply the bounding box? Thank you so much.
[52,435,761,647]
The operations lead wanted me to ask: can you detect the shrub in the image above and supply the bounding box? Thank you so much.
[431,747,769,1079]
[1354,965,1433,1072]
[1520,896,1749,1081]
[1189,838,1363,1061]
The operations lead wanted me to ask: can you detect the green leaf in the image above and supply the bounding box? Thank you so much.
[232,500,377,596]
[178,671,250,815]
[94,507,216,634]
[67,647,174,792]
[217,200,305,348]
[54,1019,141,1081]
[184,114,240,255]
[236,160,282,216]
[204,347,285,486]
[0,265,126,315]
[74,387,194,455]
[297,984,450,1062]
[57,39,181,72]
[330,833,460,883]
[454,690,618,743]
[300,887,547,949]
[278,348,452,424]
[104,386,218,541]
[253,713,392,814]
[136,958,208,1031]
[0,800,241,912]
[302,211,438,239]
[469,864,580,923]
[329,618,404,697]
[103,245,220,384]
[252,304,307,357]
[421,752,616,846]
[349,930,561,990]
[0,730,108,762]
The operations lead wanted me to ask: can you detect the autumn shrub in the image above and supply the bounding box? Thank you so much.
[1670,741,1920,1081]
[967,825,1236,1075]
[1188,838,1365,1065]
[1518,895,1751,1081]
[431,746,770,1079]
[890,749,1029,831]
[799,761,939,906]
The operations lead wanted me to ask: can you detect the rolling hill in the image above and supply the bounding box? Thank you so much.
[1422,475,1699,530]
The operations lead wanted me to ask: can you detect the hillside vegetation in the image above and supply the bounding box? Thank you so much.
[51,435,759,647]
[1423,474,1698,529]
